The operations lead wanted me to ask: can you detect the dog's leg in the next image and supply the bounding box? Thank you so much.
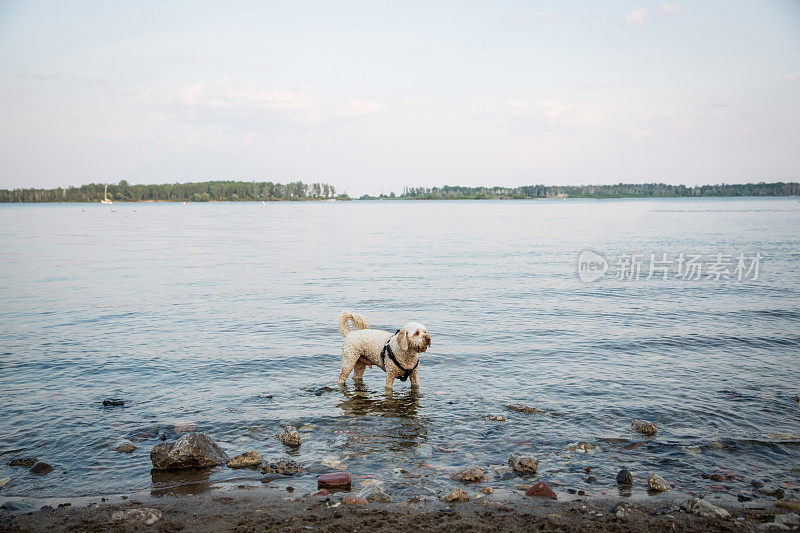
[353,361,367,379]
[384,373,396,389]
[409,367,420,388]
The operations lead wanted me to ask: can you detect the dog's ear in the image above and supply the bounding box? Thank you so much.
[396,328,408,351]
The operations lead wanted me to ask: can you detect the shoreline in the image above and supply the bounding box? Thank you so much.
[2,483,796,532]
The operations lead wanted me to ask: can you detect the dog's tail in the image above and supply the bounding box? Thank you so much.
[338,311,369,336]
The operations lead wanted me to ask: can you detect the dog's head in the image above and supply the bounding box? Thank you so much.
[396,322,431,353]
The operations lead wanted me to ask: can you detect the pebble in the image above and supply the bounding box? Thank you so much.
[318,472,351,490]
[112,443,137,453]
[30,462,54,475]
[632,420,657,436]
[647,474,670,492]
[525,481,557,499]
[616,468,633,484]
[276,426,301,447]
[261,458,303,476]
[298,424,315,432]
[313,489,329,496]
[8,458,37,468]
[794,396,800,404]
[226,450,263,469]
[342,495,367,505]
[440,488,470,502]
[452,466,486,483]
[508,452,539,476]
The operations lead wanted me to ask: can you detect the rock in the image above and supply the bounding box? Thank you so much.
[687,498,731,519]
[632,420,657,436]
[647,474,670,492]
[318,472,351,490]
[452,466,485,483]
[112,443,137,453]
[364,491,391,502]
[0,500,27,511]
[150,433,229,470]
[508,453,539,476]
[710,473,726,481]
[313,489,329,496]
[342,495,368,505]
[751,479,766,488]
[616,468,633,484]
[275,426,301,447]
[440,489,470,502]
[775,501,800,512]
[794,396,800,404]
[226,451,263,469]
[0,477,10,489]
[102,399,125,407]
[110,507,163,525]
[586,476,597,484]
[506,404,546,414]
[261,473,290,483]
[564,441,598,453]
[261,458,303,476]
[9,458,37,468]
[314,386,335,396]
[484,416,506,421]
[479,487,494,495]
[30,462,53,475]
[525,481,557,499]
[613,502,632,519]
[298,424,315,432]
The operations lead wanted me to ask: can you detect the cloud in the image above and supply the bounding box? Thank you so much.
[339,98,387,117]
[656,3,682,17]
[170,82,315,112]
[787,72,800,81]
[501,99,605,127]
[622,8,647,27]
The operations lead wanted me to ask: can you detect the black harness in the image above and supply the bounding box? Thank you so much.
[381,329,418,382]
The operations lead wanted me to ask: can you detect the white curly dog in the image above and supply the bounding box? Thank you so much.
[337,311,431,389]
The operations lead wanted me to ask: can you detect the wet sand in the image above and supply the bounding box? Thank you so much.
[1,485,793,532]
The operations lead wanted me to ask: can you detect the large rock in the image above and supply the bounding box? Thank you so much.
[508,453,539,476]
[452,466,485,483]
[616,468,633,484]
[276,426,301,447]
[227,451,262,469]
[647,474,670,492]
[525,481,557,499]
[0,477,10,490]
[685,498,731,519]
[632,420,657,436]
[30,462,53,475]
[150,433,229,470]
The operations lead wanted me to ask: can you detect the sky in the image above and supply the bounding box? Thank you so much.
[0,1,798,196]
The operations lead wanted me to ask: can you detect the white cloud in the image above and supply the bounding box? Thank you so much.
[339,98,387,117]
[501,99,605,127]
[656,3,682,17]
[170,82,315,112]
[786,72,800,81]
[622,8,647,27]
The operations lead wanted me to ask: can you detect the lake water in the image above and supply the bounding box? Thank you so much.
[1,198,799,503]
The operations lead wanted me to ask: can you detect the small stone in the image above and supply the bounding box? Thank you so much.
[687,497,730,519]
[564,441,597,453]
[0,501,26,511]
[342,495,368,505]
[710,473,726,481]
[506,404,546,414]
[365,491,391,502]
[0,477,10,489]
[298,424,315,432]
[150,433,229,470]
[775,501,800,512]
[616,468,633,484]
[484,415,506,421]
[577,489,585,496]
[318,472,351,490]
[751,479,765,488]
[508,453,539,476]
[261,473,289,483]
[632,420,657,436]
[314,386,335,396]
[261,458,303,476]
[794,396,800,404]
[112,443,137,453]
[40,505,53,510]
[585,476,597,484]
[57,502,71,508]
[526,481,557,499]
[479,487,494,495]
[276,426,301,447]
[313,489,329,496]
[30,462,54,475]
[286,486,294,492]
[9,457,37,468]
[440,489,470,502]
[226,450,263,469]
[647,474,670,492]
[102,399,125,407]
[452,466,486,483]
[110,507,162,525]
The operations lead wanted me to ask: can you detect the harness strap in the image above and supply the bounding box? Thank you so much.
[380,329,418,382]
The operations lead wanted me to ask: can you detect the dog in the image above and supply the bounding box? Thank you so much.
[337,311,431,389]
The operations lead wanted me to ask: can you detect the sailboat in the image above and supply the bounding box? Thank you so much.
[101,184,112,204]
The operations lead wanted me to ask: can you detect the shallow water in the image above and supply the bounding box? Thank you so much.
[0,198,799,502]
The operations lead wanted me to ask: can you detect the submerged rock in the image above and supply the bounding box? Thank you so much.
[616,468,633,484]
[479,487,494,495]
[440,488,470,502]
[226,451,263,469]
[0,477,10,490]
[261,458,303,476]
[508,453,539,476]
[8,458,37,468]
[484,415,506,421]
[452,466,486,483]
[102,399,125,407]
[525,481,557,499]
[506,404,546,414]
[113,443,137,453]
[632,420,658,436]
[685,498,731,519]
[647,474,670,492]
[276,426,301,447]
[564,441,598,453]
[30,462,53,475]
[318,471,351,490]
[150,433,229,470]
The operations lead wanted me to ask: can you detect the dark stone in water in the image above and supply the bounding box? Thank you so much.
[30,462,53,475]
[40,505,53,511]
[102,399,125,407]
[567,488,577,494]
[9,458,37,468]
[160,434,167,441]
[750,479,765,489]
[650,505,678,516]
[1,501,27,511]
[737,492,753,502]
[150,433,229,470]
[57,503,71,508]
[616,468,633,484]
[314,386,335,396]
[585,476,597,484]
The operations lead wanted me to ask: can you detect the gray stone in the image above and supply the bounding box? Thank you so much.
[364,491,391,502]
[0,477,10,490]
[150,433,229,470]
[440,488,470,502]
[647,474,670,492]
[452,466,485,483]
[617,468,633,484]
[687,497,731,519]
[276,426,301,447]
[508,453,539,476]
[632,420,657,436]
[226,450,263,469]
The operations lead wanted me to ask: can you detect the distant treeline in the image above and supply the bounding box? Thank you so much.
[0,180,347,203]
[375,182,799,200]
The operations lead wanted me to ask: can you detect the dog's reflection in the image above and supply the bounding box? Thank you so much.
[337,380,421,418]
